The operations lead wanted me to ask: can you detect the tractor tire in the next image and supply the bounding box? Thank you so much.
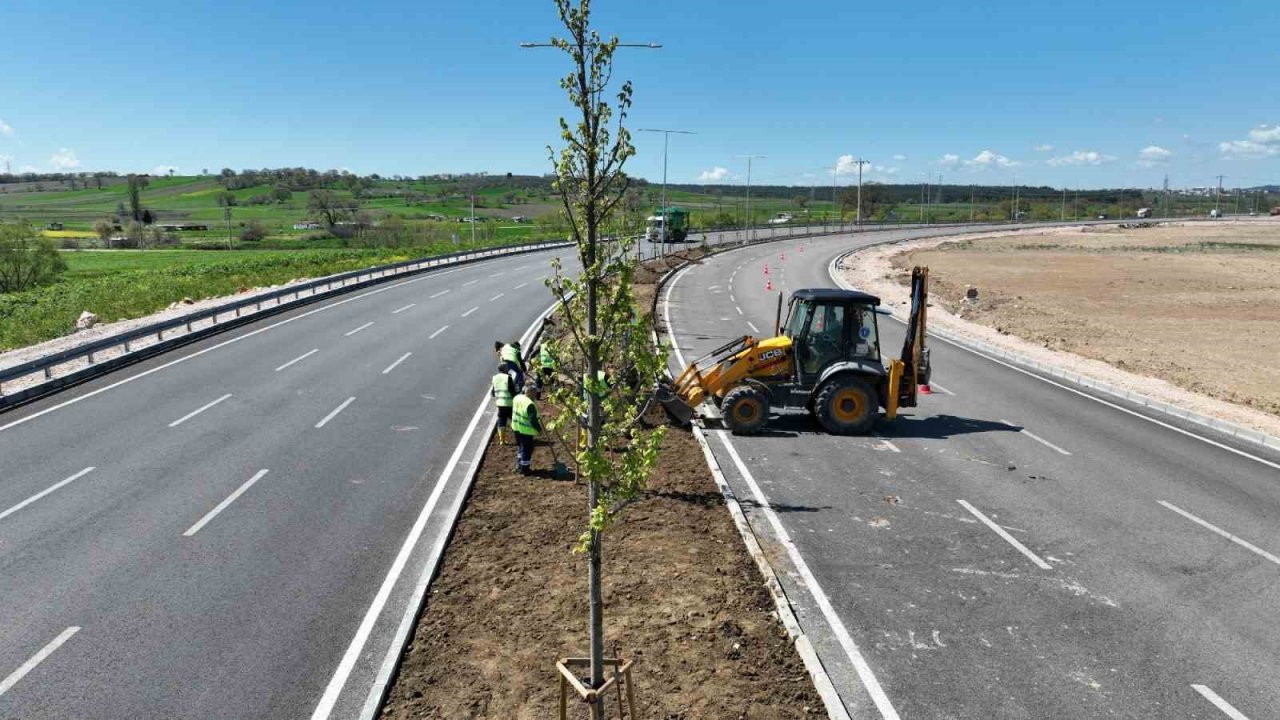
[723,385,770,435]
[813,376,877,435]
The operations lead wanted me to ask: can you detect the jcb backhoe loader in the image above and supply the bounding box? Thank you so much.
[659,267,931,435]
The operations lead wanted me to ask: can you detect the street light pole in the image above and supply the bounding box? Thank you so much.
[853,158,870,230]
[638,128,695,260]
[1215,174,1225,215]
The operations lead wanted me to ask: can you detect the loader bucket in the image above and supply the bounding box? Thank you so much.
[654,381,696,426]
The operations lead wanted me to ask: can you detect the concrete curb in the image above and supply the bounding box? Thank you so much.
[652,257,852,720]
[828,246,1280,454]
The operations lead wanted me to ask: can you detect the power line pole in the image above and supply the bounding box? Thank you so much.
[224,206,232,250]
[853,158,870,229]
[736,154,766,242]
[969,185,975,223]
[638,128,695,259]
[1215,174,1225,215]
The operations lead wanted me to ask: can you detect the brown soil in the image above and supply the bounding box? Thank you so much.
[895,221,1280,417]
[381,244,819,719]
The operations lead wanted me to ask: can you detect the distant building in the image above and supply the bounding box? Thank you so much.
[156,223,209,232]
[293,221,322,230]
[46,222,64,230]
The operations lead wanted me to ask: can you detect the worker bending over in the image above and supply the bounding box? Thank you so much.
[491,361,517,446]
[511,382,543,476]
[537,337,558,390]
[495,340,525,389]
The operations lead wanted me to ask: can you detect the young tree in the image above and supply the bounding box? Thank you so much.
[126,174,149,221]
[0,221,67,292]
[542,1,667,714]
[307,189,348,227]
[94,219,115,248]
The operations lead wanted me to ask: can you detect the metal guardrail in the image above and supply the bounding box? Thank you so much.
[0,239,572,409]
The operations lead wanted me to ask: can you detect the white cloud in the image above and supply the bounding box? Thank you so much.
[50,148,80,170]
[152,165,180,176]
[892,154,907,161]
[1046,150,1115,167]
[0,154,10,166]
[1247,125,1280,144]
[697,166,729,181]
[1218,124,1280,157]
[1034,144,1054,152]
[0,119,13,136]
[966,150,1021,169]
[938,153,961,168]
[1137,145,1173,166]
[870,165,899,176]
[19,165,40,173]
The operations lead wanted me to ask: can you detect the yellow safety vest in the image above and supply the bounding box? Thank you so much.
[511,394,538,435]
[501,344,523,368]
[540,341,558,370]
[583,370,608,399]
[491,373,513,407]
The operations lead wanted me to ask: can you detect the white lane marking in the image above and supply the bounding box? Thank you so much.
[513,282,528,289]
[1191,685,1251,720]
[956,499,1053,570]
[183,469,269,537]
[382,352,412,376]
[344,322,374,337]
[462,279,479,287]
[321,298,562,720]
[0,467,95,523]
[168,393,233,428]
[729,292,736,302]
[391,303,416,314]
[926,381,955,395]
[0,626,80,699]
[461,307,478,318]
[275,348,319,372]
[872,433,901,453]
[489,271,505,277]
[316,397,356,429]
[1001,419,1072,456]
[735,306,743,315]
[429,290,450,299]
[0,257,542,435]
[747,321,760,334]
[428,325,449,340]
[716,432,901,720]
[922,329,1280,472]
[664,265,691,369]
[1159,501,1280,567]
[489,293,504,302]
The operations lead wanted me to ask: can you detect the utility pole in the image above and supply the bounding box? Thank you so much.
[639,128,695,259]
[969,185,975,223]
[224,206,232,250]
[831,162,838,230]
[1061,187,1067,221]
[853,158,870,229]
[736,155,766,242]
[1215,174,1225,215]
[1009,176,1017,223]
[920,176,927,224]
[470,194,476,246]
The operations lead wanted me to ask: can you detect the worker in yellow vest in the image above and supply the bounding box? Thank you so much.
[578,369,610,448]
[495,340,525,388]
[537,338,558,390]
[491,362,517,445]
[511,382,543,476]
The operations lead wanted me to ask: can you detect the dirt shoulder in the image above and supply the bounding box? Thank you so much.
[842,220,1280,437]
[381,249,820,718]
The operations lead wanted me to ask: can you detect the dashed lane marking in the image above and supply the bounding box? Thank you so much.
[1160,501,1280,567]
[957,499,1053,570]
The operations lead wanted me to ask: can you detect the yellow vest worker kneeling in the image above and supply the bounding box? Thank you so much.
[511,383,543,476]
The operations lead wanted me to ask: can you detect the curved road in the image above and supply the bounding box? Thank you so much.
[662,226,1280,719]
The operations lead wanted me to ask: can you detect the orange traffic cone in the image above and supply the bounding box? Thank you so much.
[799,245,804,253]
[763,263,770,274]
[919,384,933,395]
[766,278,774,291]
[780,251,786,261]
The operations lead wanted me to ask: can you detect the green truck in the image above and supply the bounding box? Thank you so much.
[645,206,689,243]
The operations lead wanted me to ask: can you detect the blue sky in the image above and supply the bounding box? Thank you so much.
[1,0,1277,189]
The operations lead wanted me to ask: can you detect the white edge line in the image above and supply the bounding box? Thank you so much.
[381,352,412,376]
[461,307,478,318]
[872,433,901,453]
[275,348,319,372]
[315,397,356,429]
[0,626,80,698]
[1000,419,1072,456]
[0,263,488,435]
[333,298,561,720]
[716,431,901,720]
[1159,501,1280,566]
[428,325,449,340]
[0,467,95,522]
[956,499,1053,570]
[391,303,416,315]
[1191,684,1252,720]
[183,469,269,537]
[168,393,233,428]
[827,248,1280,472]
[344,322,375,337]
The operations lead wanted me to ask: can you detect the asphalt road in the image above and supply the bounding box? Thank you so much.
[0,249,577,719]
[662,226,1280,719]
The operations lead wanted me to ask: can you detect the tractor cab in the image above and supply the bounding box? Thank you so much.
[780,289,885,386]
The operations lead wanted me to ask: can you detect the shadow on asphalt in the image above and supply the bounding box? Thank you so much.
[736,498,831,514]
[877,413,1017,439]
